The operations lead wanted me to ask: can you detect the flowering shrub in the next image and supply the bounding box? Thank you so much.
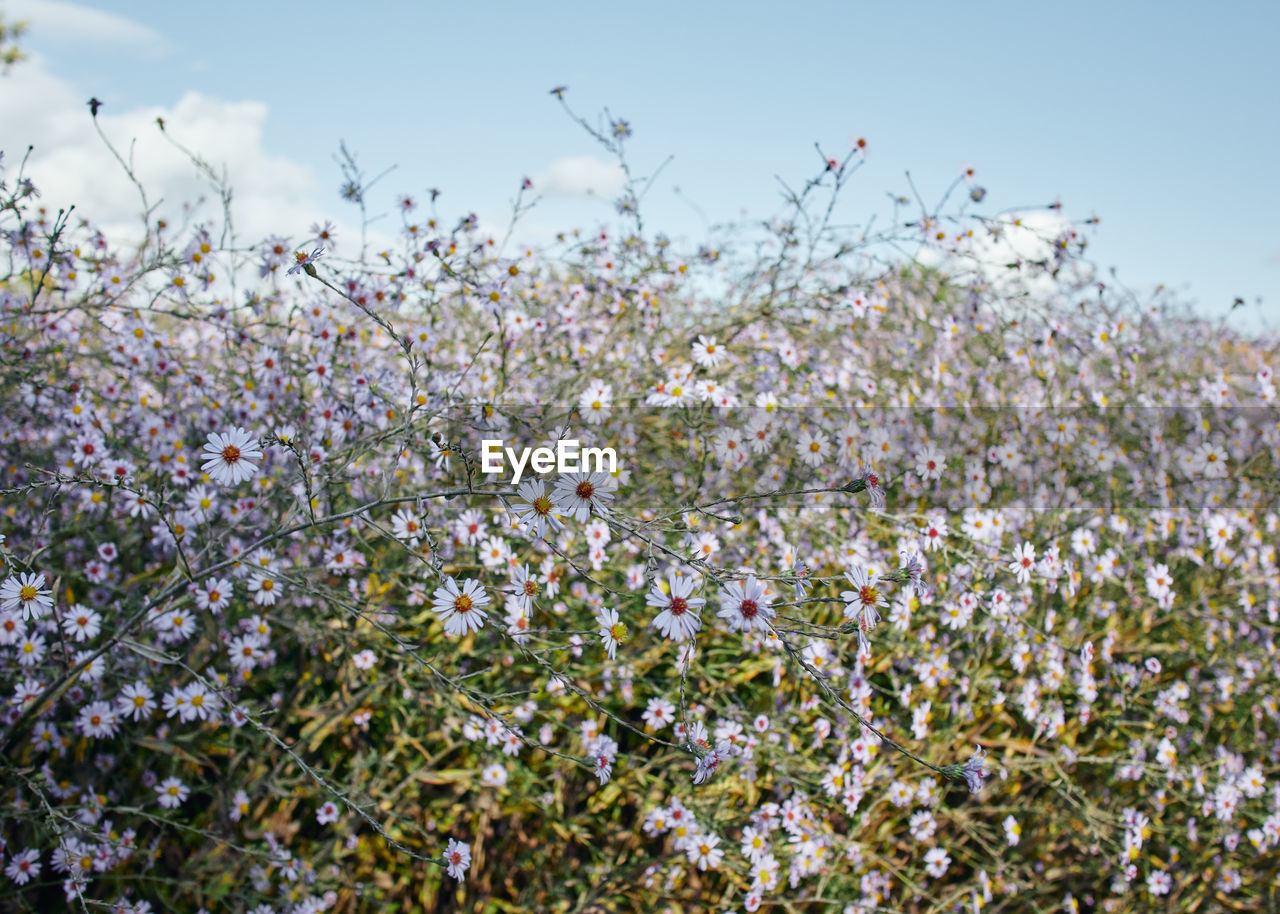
[1,104,1278,914]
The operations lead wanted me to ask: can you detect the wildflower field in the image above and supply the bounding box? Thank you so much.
[1,89,1279,914]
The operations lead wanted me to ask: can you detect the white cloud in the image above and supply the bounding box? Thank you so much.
[918,209,1094,315]
[533,155,626,199]
[966,210,1074,268]
[2,51,338,252]
[6,0,170,56]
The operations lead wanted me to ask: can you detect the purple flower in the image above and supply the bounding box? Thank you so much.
[693,740,733,785]
[287,246,325,276]
[962,745,988,794]
[899,549,927,598]
[790,561,812,601]
[842,467,886,511]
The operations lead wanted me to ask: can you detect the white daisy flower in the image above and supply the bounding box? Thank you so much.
[431,577,490,637]
[551,471,617,524]
[648,574,705,643]
[0,572,54,621]
[201,427,263,486]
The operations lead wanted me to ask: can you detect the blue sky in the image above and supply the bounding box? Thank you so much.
[5,0,1278,329]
